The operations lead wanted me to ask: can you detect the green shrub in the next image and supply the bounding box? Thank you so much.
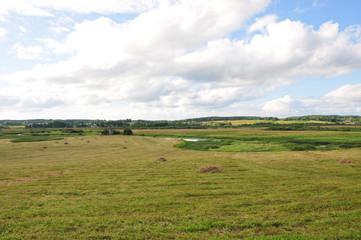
[123,128,133,135]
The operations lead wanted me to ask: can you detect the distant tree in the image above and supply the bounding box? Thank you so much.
[50,121,68,128]
[123,128,133,135]
[100,129,109,135]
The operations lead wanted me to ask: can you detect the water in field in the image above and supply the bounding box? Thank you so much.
[163,137,205,142]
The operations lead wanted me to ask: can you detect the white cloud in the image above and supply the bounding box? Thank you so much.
[312,0,326,8]
[248,14,278,33]
[49,27,70,33]
[0,28,7,40]
[262,95,300,116]
[0,0,164,17]
[0,1,54,17]
[7,0,271,74]
[294,0,326,14]
[1,0,361,119]
[12,43,44,60]
[260,84,361,117]
[177,20,361,86]
[323,84,361,104]
[0,0,273,119]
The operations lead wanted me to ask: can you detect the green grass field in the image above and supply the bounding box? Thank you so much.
[139,128,361,152]
[1,128,361,239]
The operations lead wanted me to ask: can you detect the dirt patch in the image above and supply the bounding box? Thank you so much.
[339,159,357,164]
[197,165,222,173]
[156,157,167,162]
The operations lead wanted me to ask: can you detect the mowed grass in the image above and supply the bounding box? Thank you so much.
[1,131,361,239]
[0,128,100,143]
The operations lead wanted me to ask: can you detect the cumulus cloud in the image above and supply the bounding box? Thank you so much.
[186,21,361,94]
[1,0,361,119]
[262,95,300,116]
[261,84,361,117]
[323,84,361,104]
[248,14,278,33]
[12,43,44,60]
[3,1,271,82]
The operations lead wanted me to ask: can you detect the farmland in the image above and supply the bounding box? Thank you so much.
[1,127,361,239]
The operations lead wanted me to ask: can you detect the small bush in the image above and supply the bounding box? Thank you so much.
[100,129,109,135]
[123,129,133,135]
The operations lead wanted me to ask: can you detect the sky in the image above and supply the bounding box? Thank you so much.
[0,0,361,120]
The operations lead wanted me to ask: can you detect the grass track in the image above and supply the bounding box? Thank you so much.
[1,133,361,239]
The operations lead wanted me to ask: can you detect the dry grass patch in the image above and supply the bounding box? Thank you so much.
[339,158,357,164]
[197,165,222,173]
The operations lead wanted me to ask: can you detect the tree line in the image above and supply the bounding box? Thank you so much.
[0,115,360,129]
[283,115,361,123]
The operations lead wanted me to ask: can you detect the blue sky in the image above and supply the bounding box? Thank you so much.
[0,0,360,120]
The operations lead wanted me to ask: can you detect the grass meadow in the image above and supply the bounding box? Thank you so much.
[1,128,361,239]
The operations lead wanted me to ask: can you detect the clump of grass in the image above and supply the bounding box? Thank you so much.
[339,159,357,164]
[287,143,316,151]
[155,157,167,162]
[197,165,222,173]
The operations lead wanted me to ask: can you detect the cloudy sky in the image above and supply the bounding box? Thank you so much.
[0,0,361,120]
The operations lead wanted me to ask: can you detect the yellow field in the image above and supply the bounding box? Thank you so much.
[199,120,333,126]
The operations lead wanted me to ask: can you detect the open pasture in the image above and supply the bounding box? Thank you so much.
[1,128,361,239]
